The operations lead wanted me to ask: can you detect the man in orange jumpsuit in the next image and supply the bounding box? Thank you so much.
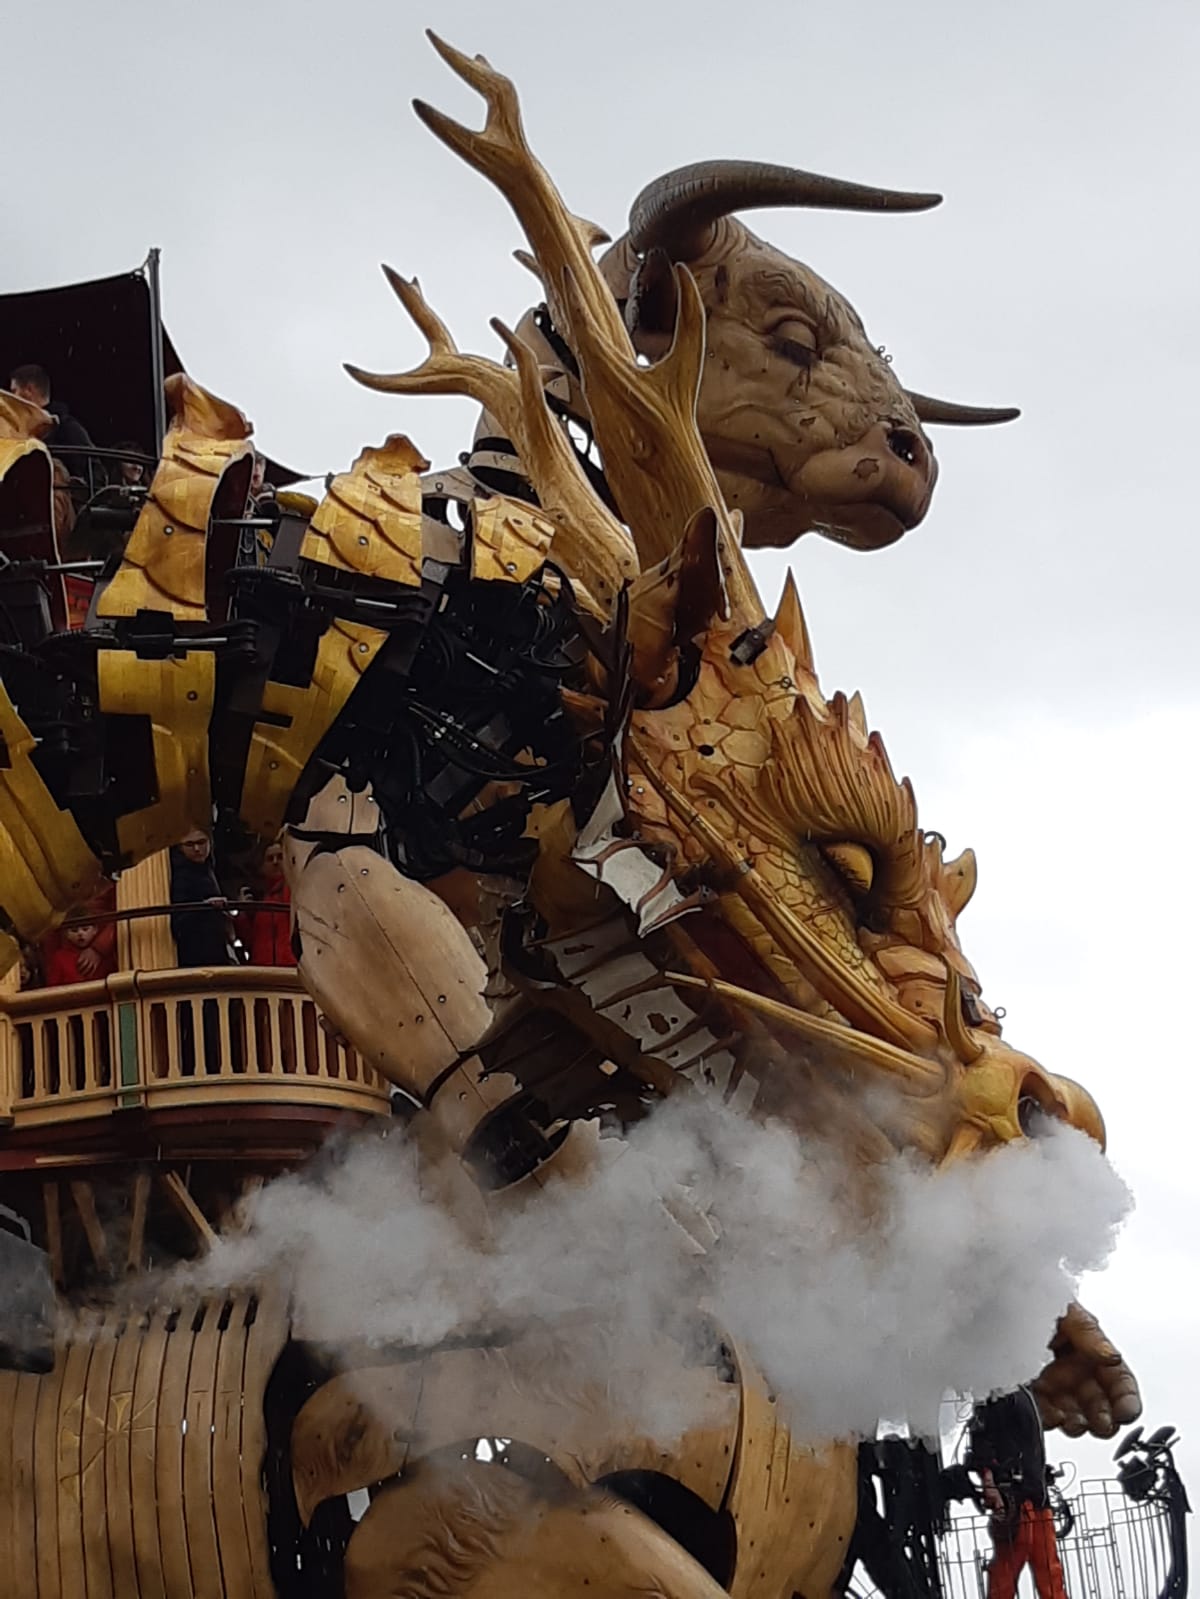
[966,1385,1068,1599]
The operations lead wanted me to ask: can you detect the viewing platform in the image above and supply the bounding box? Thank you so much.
[0,964,389,1157]
[0,850,392,1176]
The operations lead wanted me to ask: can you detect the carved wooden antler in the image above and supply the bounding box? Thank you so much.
[413,32,625,356]
[347,269,635,613]
[408,32,757,594]
[560,263,749,579]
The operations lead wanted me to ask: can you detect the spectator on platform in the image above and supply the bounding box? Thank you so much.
[45,920,116,986]
[52,458,77,547]
[169,828,235,968]
[238,451,277,566]
[17,944,43,991]
[70,439,152,562]
[37,880,117,983]
[242,837,297,968]
[109,441,152,489]
[9,364,94,485]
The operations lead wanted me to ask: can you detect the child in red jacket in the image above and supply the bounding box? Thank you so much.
[39,879,117,985]
[45,921,116,986]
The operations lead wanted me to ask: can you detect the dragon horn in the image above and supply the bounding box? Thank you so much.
[774,570,814,674]
[906,392,1020,426]
[629,160,941,258]
[943,964,984,1064]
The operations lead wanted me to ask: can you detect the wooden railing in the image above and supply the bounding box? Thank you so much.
[0,966,392,1129]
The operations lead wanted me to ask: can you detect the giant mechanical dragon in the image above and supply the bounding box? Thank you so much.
[0,33,1142,1599]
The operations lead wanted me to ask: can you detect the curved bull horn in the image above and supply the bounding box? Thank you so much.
[629,160,942,258]
[907,391,1021,426]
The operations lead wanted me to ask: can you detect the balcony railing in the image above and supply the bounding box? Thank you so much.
[0,965,391,1130]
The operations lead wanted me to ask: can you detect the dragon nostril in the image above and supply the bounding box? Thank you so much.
[886,427,922,469]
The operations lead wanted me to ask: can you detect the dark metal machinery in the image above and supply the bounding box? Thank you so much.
[844,1427,1189,1599]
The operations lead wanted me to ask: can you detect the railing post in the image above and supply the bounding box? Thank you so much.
[0,960,17,1121]
[115,850,177,972]
[106,971,145,1110]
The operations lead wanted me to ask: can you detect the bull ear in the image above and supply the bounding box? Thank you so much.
[625,246,680,355]
[627,505,726,703]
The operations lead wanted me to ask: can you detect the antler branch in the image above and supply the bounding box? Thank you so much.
[416,32,622,354]
[345,268,519,420]
[348,268,636,613]
[419,36,756,584]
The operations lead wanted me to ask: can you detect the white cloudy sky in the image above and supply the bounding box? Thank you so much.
[8,0,1199,1494]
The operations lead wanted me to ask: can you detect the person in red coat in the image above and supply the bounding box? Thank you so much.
[45,921,116,986]
[39,879,118,985]
[244,838,296,967]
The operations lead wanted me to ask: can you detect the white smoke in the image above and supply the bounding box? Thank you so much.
[189,1098,1131,1442]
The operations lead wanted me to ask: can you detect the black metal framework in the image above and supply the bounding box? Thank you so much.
[845,1428,1189,1599]
[144,248,167,457]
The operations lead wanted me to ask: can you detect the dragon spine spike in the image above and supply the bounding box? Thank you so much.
[942,847,978,919]
[943,963,984,1064]
[774,570,814,673]
[626,505,728,699]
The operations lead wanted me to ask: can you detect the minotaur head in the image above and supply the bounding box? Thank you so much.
[596,161,1017,550]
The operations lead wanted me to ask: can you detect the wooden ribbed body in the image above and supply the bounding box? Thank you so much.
[0,1293,288,1597]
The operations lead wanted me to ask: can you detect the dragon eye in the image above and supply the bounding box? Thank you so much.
[821,841,873,895]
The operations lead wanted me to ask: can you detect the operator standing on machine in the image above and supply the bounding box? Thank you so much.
[966,1384,1068,1599]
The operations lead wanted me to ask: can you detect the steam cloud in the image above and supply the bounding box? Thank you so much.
[189,1100,1131,1442]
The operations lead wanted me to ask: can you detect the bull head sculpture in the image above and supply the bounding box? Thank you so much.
[584,163,1018,550]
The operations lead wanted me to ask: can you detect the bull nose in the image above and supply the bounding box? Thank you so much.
[885,424,930,478]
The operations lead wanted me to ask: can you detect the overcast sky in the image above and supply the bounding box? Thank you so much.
[7,0,1199,1500]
